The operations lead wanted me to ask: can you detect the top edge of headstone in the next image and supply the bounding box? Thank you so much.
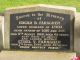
[4,4,76,20]
[5,4,76,12]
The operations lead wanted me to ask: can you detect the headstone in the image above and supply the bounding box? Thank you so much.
[4,4,76,51]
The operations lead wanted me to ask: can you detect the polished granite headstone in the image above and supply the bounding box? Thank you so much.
[0,4,77,60]
[4,4,76,51]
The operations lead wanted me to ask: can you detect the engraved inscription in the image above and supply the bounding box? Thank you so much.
[10,11,70,50]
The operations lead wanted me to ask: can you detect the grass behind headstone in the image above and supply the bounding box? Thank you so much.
[0,0,80,13]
